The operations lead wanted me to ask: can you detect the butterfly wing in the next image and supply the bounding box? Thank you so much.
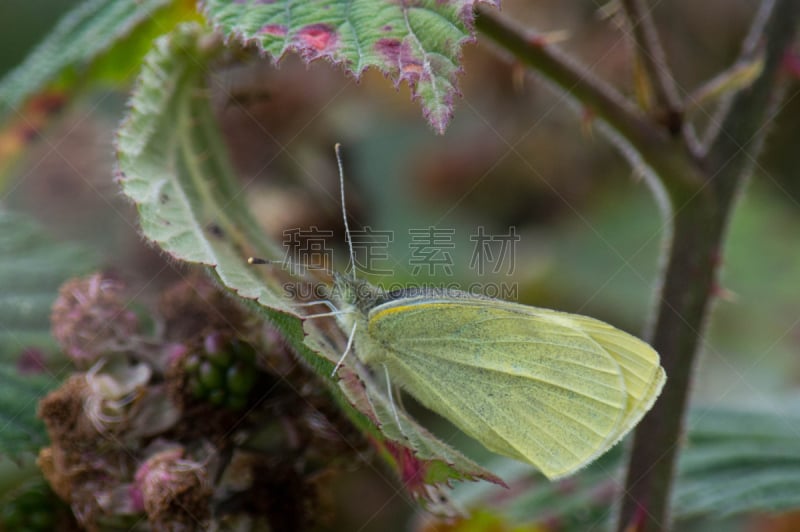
[562,314,665,441]
[363,297,643,479]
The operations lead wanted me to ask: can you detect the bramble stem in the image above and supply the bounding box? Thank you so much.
[619,0,683,120]
[619,1,799,529]
[474,6,665,156]
[476,1,800,529]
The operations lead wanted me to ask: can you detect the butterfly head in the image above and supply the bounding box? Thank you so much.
[331,272,387,315]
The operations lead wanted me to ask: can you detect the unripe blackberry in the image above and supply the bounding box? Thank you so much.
[204,332,232,367]
[183,353,201,373]
[208,388,227,406]
[198,360,224,391]
[227,361,257,396]
[182,334,261,410]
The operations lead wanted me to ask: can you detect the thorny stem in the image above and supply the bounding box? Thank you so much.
[474,5,702,192]
[474,6,666,159]
[620,0,683,124]
[619,1,800,530]
[476,1,800,530]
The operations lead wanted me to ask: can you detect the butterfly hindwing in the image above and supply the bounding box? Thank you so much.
[553,313,666,441]
[361,297,636,479]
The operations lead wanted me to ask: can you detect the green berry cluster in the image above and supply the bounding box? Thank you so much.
[0,483,61,532]
[184,333,259,411]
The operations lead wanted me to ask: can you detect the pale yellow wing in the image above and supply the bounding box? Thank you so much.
[553,313,666,442]
[364,298,633,479]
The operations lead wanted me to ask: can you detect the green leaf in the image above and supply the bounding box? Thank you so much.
[116,20,346,406]
[116,23,504,501]
[116,23,293,316]
[675,406,800,519]
[202,0,498,134]
[0,0,198,124]
[0,208,92,457]
[0,364,55,457]
[0,209,96,362]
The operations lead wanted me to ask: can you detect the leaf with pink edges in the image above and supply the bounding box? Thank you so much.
[202,0,499,134]
[338,361,507,504]
[117,26,503,501]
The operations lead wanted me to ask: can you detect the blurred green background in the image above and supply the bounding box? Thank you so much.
[2,1,799,530]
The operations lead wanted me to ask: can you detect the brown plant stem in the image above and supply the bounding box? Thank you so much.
[620,0,683,120]
[619,1,800,530]
[474,6,665,157]
[474,5,702,193]
[476,1,800,530]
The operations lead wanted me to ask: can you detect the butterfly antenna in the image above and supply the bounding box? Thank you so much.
[335,143,356,281]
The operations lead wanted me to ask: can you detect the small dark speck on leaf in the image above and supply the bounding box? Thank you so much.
[160,193,170,204]
[206,223,224,238]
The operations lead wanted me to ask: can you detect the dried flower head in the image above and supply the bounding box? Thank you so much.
[134,445,211,529]
[51,273,138,367]
[159,274,249,342]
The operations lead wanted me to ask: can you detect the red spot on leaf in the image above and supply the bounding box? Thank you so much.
[375,38,424,85]
[260,23,287,37]
[375,38,402,61]
[384,440,429,494]
[402,63,424,76]
[295,23,338,57]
